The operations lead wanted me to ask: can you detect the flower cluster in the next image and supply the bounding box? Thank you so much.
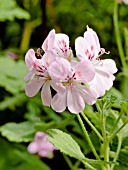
[24,27,117,114]
[27,132,57,158]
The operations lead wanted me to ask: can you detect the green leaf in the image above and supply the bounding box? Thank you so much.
[118,123,128,139]
[47,129,85,160]
[0,122,35,142]
[120,101,128,115]
[105,87,123,108]
[97,96,116,108]
[118,148,128,167]
[0,56,28,94]
[0,0,30,21]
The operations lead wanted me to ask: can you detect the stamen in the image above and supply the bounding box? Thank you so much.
[35,48,43,59]
[99,48,110,57]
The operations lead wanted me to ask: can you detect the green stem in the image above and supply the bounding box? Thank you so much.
[77,114,100,160]
[20,18,41,53]
[101,107,110,170]
[81,111,103,141]
[109,120,128,141]
[113,0,127,68]
[82,160,97,170]
[63,154,74,170]
[109,110,124,136]
[73,160,81,170]
[103,140,110,170]
[110,137,122,170]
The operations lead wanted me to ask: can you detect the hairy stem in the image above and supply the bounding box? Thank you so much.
[77,114,100,160]
[110,137,122,170]
[81,111,103,141]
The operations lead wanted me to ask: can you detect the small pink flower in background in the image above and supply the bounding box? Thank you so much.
[75,26,117,97]
[27,132,57,158]
[24,49,56,106]
[48,57,97,113]
[7,52,18,59]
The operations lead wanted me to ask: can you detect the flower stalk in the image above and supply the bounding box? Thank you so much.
[77,114,100,160]
[81,111,103,141]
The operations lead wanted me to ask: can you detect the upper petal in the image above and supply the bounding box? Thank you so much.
[84,26,100,58]
[25,49,36,70]
[54,33,70,57]
[42,29,55,51]
[48,58,72,82]
[73,60,95,83]
[75,37,90,60]
[41,51,57,68]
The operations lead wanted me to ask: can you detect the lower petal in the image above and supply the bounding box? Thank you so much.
[41,81,52,106]
[79,85,98,105]
[25,77,44,97]
[67,86,85,114]
[51,92,67,112]
[89,72,113,97]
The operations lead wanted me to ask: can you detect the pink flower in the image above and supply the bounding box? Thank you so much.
[75,26,117,97]
[48,58,97,114]
[42,29,55,52]
[24,49,56,106]
[42,29,75,63]
[27,132,57,158]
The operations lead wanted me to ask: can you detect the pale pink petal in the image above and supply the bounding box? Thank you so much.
[41,80,52,106]
[85,26,100,56]
[38,150,53,158]
[35,132,45,140]
[51,80,66,94]
[54,33,70,57]
[67,85,85,113]
[42,29,55,51]
[55,33,69,49]
[73,60,95,83]
[96,59,118,74]
[48,58,72,82]
[25,77,44,97]
[41,51,57,67]
[25,49,36,70]
[78,84,98,105]
[89,72,114,97]
[75,37,89,60]
[27,142,39,154]
[24,69,36,81]
[51,92,67,112]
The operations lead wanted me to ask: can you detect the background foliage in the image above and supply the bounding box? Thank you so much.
[0,0,128,169]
